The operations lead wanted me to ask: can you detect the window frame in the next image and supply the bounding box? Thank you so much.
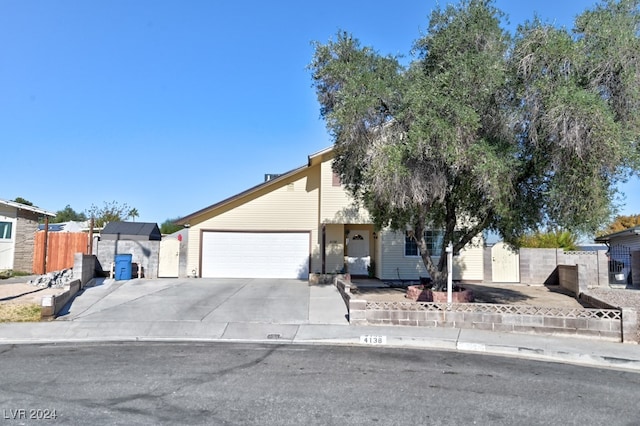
[0,221,13,240]
[404,230,444,257]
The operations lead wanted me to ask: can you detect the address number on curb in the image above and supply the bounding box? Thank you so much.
[360,335,387,345]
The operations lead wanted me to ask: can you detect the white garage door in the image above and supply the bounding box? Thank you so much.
[201,231,310,279]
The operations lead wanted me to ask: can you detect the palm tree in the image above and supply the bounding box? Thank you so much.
[128,208,139,222]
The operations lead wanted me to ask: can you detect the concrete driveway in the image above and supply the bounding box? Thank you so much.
[59,277,349,325]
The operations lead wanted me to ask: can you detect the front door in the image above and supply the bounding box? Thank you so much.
[346,230,370,275]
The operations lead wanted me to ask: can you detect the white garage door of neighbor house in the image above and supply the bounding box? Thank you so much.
[201,231,310,279]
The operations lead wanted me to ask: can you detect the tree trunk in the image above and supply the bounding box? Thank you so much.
[415,217,448,292]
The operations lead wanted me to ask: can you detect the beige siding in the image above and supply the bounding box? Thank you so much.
[320,160,370,224]
[186,169,320,276]
[324,224,344,273]
[379,230,484,281]
[182,148,488,281]
[454,241,484,281]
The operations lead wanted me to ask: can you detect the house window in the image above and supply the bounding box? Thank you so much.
[405,231,419,256]
[332,172,341,187]
[405,230,444,256]
[0,222,12,239]
[351,234,364,240]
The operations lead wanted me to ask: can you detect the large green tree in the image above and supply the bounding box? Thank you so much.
[12,197,33,206]
[86,201,137,228]
[310,0,640,290]
[52,205,87,223]
[160,218,183,235]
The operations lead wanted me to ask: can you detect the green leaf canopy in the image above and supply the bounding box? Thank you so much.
[310,0,640,289]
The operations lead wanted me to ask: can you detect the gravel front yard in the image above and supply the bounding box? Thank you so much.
[586,287,640,342]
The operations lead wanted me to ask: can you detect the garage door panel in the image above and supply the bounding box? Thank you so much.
[202,232,309,279]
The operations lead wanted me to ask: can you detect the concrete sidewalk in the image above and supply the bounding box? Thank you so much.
[1,320,639,372]
[0,278,638,372]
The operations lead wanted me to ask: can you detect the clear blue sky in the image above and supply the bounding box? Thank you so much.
[1,0,638,226]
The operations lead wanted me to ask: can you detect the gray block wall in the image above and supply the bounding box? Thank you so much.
[73,253,98,286]
[93,239,160,279]
[632,251,640,288]
[519,248,557,285]
[483,246,608,287]
[558,250,608,289]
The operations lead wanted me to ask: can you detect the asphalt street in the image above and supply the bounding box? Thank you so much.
[0,342,638,425]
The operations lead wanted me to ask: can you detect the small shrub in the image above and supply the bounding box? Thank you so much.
[517,230,578,251]
[367,261,376,278]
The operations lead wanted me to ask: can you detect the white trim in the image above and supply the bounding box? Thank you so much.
[0,198,55,217]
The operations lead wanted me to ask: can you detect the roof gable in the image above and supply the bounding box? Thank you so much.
[177,146,336,225]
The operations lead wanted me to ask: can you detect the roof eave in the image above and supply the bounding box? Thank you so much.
[594,226,640,243]
[0,198,55,217]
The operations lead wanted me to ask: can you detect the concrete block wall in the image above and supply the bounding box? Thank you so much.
[558,265,579,295]
[621,308,638,343]
[73,253,97,286]
[41,279,81,320]
[335,276,353,313]
[93,239,160,279]
[339,276,636,343]
[13,210,39,273]
[632,251,640,288]
[348,301,625,342]
[484,247,608,287]
[519,248,557,285]
[558,250,607,289]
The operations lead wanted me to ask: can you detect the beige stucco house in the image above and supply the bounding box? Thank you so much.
[176,147,484,281]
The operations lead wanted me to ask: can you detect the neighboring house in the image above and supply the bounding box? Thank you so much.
[38,220,90,233]
[93,221,162,279]
[595,226,640,286]
[176,147,484,281]
[0,198,55,272]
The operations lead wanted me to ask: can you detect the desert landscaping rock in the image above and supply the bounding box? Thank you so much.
[28,269,73,289]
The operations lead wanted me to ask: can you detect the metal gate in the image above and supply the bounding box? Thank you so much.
[608,244,631,285]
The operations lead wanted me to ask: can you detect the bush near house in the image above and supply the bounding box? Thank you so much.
[517,231,579,251]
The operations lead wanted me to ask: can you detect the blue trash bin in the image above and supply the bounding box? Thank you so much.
[114,254,133,280]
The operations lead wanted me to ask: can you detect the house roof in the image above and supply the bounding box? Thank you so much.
[594,226,640,243]
[101,222,162,241]
[176,146,336,225]
[0,198,55,217]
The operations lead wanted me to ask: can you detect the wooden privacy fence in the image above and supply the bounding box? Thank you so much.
[33,231,90,274]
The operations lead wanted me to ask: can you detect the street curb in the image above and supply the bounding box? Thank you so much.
[0,333,638,373]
